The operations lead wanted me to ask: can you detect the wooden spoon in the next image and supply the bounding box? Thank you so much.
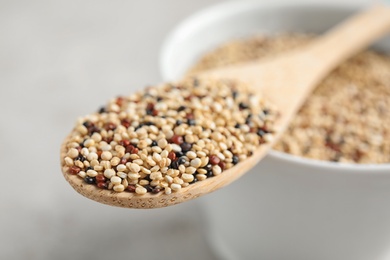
[61,5,390,209]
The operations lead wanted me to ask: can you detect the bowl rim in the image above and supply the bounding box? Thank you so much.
[159,0,390,171]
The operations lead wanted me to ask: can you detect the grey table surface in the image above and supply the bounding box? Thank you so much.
[0,0,371,259]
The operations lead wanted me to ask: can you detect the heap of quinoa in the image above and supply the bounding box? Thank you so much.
[62,78,277,195]
[190,34,390,164]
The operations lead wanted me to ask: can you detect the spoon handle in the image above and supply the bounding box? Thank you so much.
[305,5,390,75]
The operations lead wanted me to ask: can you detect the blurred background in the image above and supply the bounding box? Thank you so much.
[0,0,374,259]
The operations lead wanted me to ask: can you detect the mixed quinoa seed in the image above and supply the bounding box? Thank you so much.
[62,78,277,194]
[190,33,390,164]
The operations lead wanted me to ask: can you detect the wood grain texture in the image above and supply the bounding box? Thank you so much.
[60,127,281,209]
[60,5,390,209]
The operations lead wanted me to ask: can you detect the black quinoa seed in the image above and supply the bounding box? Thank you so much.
[144,185,153,192]
[246,114,253,124]
[232,91,238,100]
[176,120,183,126]
[175,151,184,158]
[144,174,152,182]
[187,119,196,126]
[75,155,86,162]
[206,170,214,178]
[193,78,200,87]
[180,142,192,152]
[151,140,158,147]
[178,157,186,165]
[204,164,212,171]
[234,123,240,129]
[232,155,239,165]
[178,106,186,112]
[98,107,106,113]
[146,110,153,115]
[170,160,179,169]
[239,102,249,110]
[84,176,96,184]
[82,121,91,128]
[190,177,198,184]
[257,129,266,137]
[134,124,144,131]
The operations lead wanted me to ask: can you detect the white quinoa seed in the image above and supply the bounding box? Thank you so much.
[185,166,196,174]
[87,169,98,177]
[150,172,163,180]
[197,168,207,174]
[104,169,116,179]
[64,157,74,166]
[74,161,84,169]
[117,172,127,179]
[128,173,140,180]
[161,150,169,158]
[139,180,149,186]
[81,147,89,156]
[186,151,197,159]
[94,165,103,171]
[171,183,182,192]
[116,164,127,172]
[129,163,141,173]
[67,148,79,159]
[190,158,202,168]
[263,134,274,143]
[165,187,172,195]
[212,165,222,176]
[77,125,88,135]
[101,144,112,151]
[171,144,182,152]
[173,177,184,185]
[133,159,144,165]
[153,152,162,162]
[165,175,173,183]
[113,184,125,192]
[101,160,111,169]
[181,174,194,183]
[152,146,162,153]
[141,167,151,174]
[158,138,168,149]
[78,171,86,178]
[178,165,186,173]
[110,157,120,166]
[84,139,95,148]
[110,176,122,185]
[101,151,113,160]
[135,186,147,195]
[122,178,129,187]
[150,165,160,172]
[196,174,207,181]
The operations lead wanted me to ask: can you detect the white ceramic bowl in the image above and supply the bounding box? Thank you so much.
[160,2,390,260]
